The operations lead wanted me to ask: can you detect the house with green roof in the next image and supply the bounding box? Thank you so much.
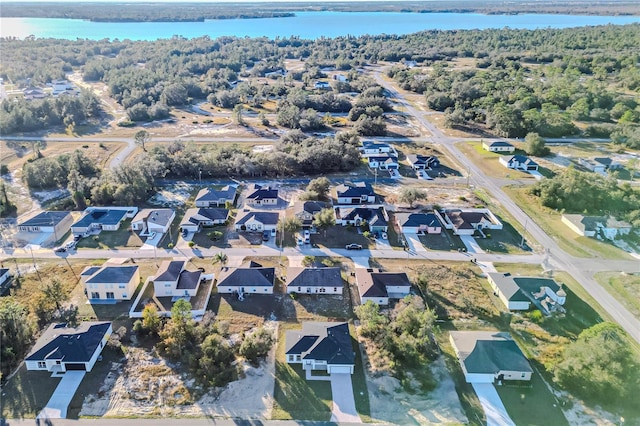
[450,331,532,383]
[285,322,355,377]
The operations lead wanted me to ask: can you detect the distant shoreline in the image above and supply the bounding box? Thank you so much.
[1,1,639,22]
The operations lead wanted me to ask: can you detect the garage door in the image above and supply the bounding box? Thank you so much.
[329,365,352,374]
[65,363,86,371]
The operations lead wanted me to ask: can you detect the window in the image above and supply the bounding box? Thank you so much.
[319,288,326,293]
[119,284,126,289]
[295,355,301,361]
[334,287,338,292]
[37,361,46,368]
[56,360,61,365]
[521,373,526,378]
[165,283,172,287]
[298,287,301,292]
[91,292,100,299]
[106,292,115,299]
[122,294,127,299]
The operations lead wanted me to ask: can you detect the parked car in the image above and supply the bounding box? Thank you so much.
[53,246,66,253]
[271,228,277,237]
[182,229,188,238]
[262,230,270,241]
[345,243,363,250]
[381,232,388,240]
[65,241,76,250]
[297,235,304,246]
[303,229,310,244]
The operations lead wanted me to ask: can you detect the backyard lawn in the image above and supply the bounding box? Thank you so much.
[75,220,144,249]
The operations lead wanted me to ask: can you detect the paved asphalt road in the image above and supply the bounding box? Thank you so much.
[373,69,640,343]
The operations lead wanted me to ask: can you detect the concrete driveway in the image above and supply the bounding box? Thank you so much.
[404,232,428,254]
[329,373,361,423]
[460,235,485,254]
[471,383,515,426]
[38,371,86,419]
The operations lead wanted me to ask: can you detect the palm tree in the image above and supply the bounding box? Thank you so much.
[213,252,228,266]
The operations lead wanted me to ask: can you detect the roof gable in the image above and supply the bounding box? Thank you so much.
[287,267,343,288]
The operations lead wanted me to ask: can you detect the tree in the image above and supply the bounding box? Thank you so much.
[239,327,274,366]
[41,278,65,311]
[312,208,336,236]
[141,303,161,335]
[398,187,428,208]
[0,299,34,379]
[524,132,550,156]
[195,334,236,387]
[280,216,302,237]
[213,252,228,265]
[158,298,195,360]
[306,177,331,200]
[554,322,640,407]
[232,104,245,126]
[134,129,150,151]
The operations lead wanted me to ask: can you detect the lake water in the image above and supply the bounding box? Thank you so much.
[1,12,638,40]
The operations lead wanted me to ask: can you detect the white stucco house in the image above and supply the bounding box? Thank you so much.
[285,322,355,378]
[355,268,411,305]
[216,260,275,294]
[450,331,533,384]
[234,211,280,232]
[482,141,515,153]
[81,264,140,302]
[286,267,343,294]
[25,322,112,372]
[435,208,503,236]
[152,260,203,298]
[130,209,175,235]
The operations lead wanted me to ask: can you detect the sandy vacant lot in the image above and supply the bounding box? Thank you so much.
[80,325,277,419]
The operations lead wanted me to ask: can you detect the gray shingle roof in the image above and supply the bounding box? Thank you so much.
[131,209,174,227]
[86,266,138,284]
[181,208,229,226]
[195,185,237,202]
[19,211,71,228]
[154,260,185,282]
[450,331,532,375]
[336,182,374,198]
[285,322,354,365]
[26,322,111,363]
[247,184,278,200]
[395,212,441,228]
[176,270,202,290]
[487,272,529,302]
[217,263,275,288]
[488,141,514,148]
[445,209,493,230]
[286,267,343,288]
[72,209,127,228]
[235,211,280,226]
[335,207,387,227]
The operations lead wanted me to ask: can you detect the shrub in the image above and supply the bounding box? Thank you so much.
[239,328,274,366]
[117,120,135,127]
[188,241,195,248]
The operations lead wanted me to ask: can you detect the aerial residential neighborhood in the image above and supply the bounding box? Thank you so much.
[1,2,640,426]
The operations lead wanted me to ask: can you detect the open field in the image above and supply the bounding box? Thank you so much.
[456,141,539,181]
[594,271,640,321]
[503,186,633,260]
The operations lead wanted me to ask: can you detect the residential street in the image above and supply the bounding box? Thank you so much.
[372,70,640,343]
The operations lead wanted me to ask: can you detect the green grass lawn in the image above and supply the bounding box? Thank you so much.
[497,370,568,426]
[76,220,144,249]
[595,271,640,321]
[475,222,531,254]
[503,186,632,260]
[1,366,59,419]
[272,324,332,421]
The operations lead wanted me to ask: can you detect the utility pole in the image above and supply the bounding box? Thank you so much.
[466,166,471,187]
[520,217,528,248]
[29,246,42,282]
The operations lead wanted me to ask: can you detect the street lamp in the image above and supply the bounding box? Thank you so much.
[198,169,202,185]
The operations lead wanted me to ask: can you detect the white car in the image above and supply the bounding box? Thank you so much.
[417,170,433,180]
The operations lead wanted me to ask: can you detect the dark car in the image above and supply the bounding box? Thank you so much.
[345,243,363,250]
[262,230,270,241]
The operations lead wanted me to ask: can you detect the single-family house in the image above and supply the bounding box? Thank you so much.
[406,154,440,170]
[23,87,47,100]
[486,272,531,311]
[335,207,388,233]
[435,208,503,236]
[333,74,348,82]
[71,207,137,236]
[245,184,279,206]
[579,157,622,173]
[131,209,175,235]
[395,212,442,234]
[195,185,237,207]
[367,154,399,170]
[180,208,230,233]
[513,277,567,315]
[361,141,393,156]
[285,322,355,376]
[25,322,112,372]
[449,331,533,383]
[216,261,275,294]
[152,260,203,298]
[82,264,140,302]
[286,267,343,294]
[294,201,330,229]
[335,182,376,205]
[314,81,331,89]
[18,211,73,238]
[49,79,77,97]
[594,157,622,170]
[234,210,279,232]
[561,214,632,240]
[499,154,539,171]
[482,141,515,153]
[355,269,411,305]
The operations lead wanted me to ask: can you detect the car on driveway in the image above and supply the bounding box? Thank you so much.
[345,243,363,250]
[53,246,66,253]
[262,230,270,241]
